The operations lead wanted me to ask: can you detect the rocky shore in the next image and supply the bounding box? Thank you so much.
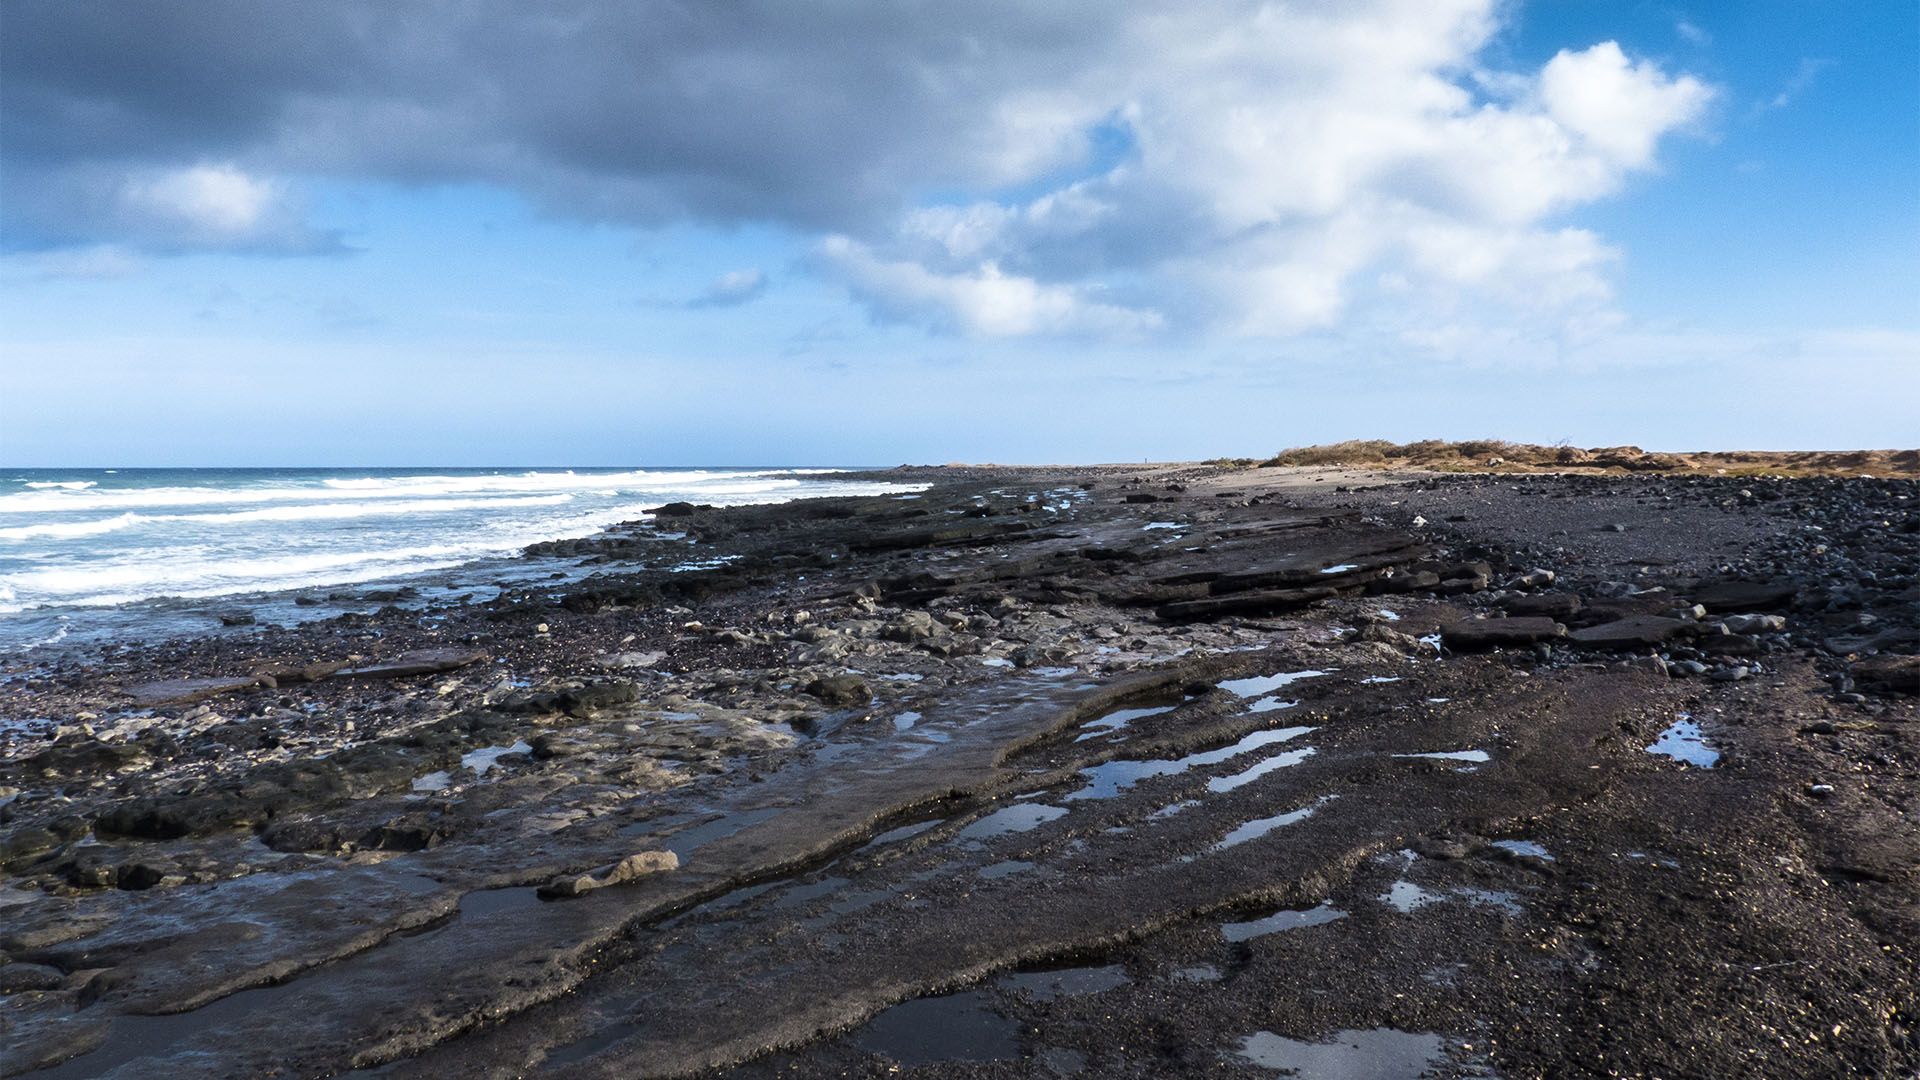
[1,462,1914,1078]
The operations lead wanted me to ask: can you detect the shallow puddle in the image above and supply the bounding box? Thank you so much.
[1073,703,1178,742]
[461,740,530,776]
[1217,670,1327,698]
[1182,726,1314,768]
[1491,839,1553,860]
[1214,799,1327,850]
[867,818,942,847]
[1235,1027,1446,1078]
[411,770,452,793]
[997,963,1130,1000]
[1206,747,1317,793]
[1646,718,1718,768]
[892,711,921,731]
[1068,726,1315,803]
[978,860,1033,879]
[1222,902,1346,942]
[1393,749,1490,764]
[1246,696,1298,713]
[1066,757,1188,801]
[851,989,1020,1066]
[956,802,1068,841]
[1381,881,1439,913]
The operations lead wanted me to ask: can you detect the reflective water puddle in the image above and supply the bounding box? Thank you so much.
[1074,703,1179,742]
[1393,749,1490,764]
[1067,726,1317,802]
[956,802,1069,841]
[1235,1027,1446,1078]
[1646,717,1718,768]
[852,990,1019,1066]
[461,740,530,776]
[1222,902,1346,942]
[1218,670,1328,698]
[1207,747,1317,793]
[1214,798,1330,850]
[997,963,1130,1000]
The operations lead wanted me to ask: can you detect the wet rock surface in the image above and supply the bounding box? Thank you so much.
[0,464,1914,1079]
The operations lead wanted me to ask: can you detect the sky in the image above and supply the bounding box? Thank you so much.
[2,0,1915,466]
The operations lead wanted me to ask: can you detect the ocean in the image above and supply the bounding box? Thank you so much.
[0,467,919,653]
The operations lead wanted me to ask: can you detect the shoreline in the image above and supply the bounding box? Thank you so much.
[1,462,1914,1078]
[0,468,929,657]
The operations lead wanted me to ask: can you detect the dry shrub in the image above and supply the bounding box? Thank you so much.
[1263,440,1399,466]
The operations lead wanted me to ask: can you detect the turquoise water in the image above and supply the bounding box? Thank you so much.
[0,466,911,652]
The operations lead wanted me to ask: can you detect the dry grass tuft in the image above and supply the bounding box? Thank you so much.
[1249,441,1918,478]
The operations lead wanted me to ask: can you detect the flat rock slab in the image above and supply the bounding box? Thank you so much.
[1568,616,1697,650]
[1157,585,1342,621]
[1854,654,1920,693]
[1441,617,1566,649]
[1500,592,1582,618]
[251,660,349,684]
[122,677,270,707]
[1693,580,1798,612]
[334,649,488,680]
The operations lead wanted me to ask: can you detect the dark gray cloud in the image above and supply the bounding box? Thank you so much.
[1,1,1710,340]
[2,0,1125,247]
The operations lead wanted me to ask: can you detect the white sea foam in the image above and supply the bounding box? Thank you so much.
[0,512,145,541]
[0,469,922,620]
[24,480,97,490]
[0,468,811,514]
[175,494,575,524]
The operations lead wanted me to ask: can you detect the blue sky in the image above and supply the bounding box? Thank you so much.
[2,0,1913,466]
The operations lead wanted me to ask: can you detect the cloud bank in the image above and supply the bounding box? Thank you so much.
[3,0,1710,340]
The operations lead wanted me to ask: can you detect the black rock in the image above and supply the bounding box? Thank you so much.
[804,675,873,708]
[1441,617,1567,649]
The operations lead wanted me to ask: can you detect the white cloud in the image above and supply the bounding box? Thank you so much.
[1539,42,1712,169]
[8,245,141,280]
[820,236,1162,338]
[1756,58,1832,113]
[7,1,1716,346]
[842,14,1711,342]
[689,268,768,308]
[125,164,277,235]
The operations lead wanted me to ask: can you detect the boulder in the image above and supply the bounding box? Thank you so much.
[1367,570,1440,595]
[1693,580,1797,612]
[1697,634,1760,657]
[1720,613,1787,635]
[804,675,873,708]
[538,850,679,899]
[1440,618,1566,650]
[124,676,269,707]
[0,963,66,993]
[1853,654,1920,694]
[1567,616,1697,650]
[882,611,940,643]
[335,648,488,680]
